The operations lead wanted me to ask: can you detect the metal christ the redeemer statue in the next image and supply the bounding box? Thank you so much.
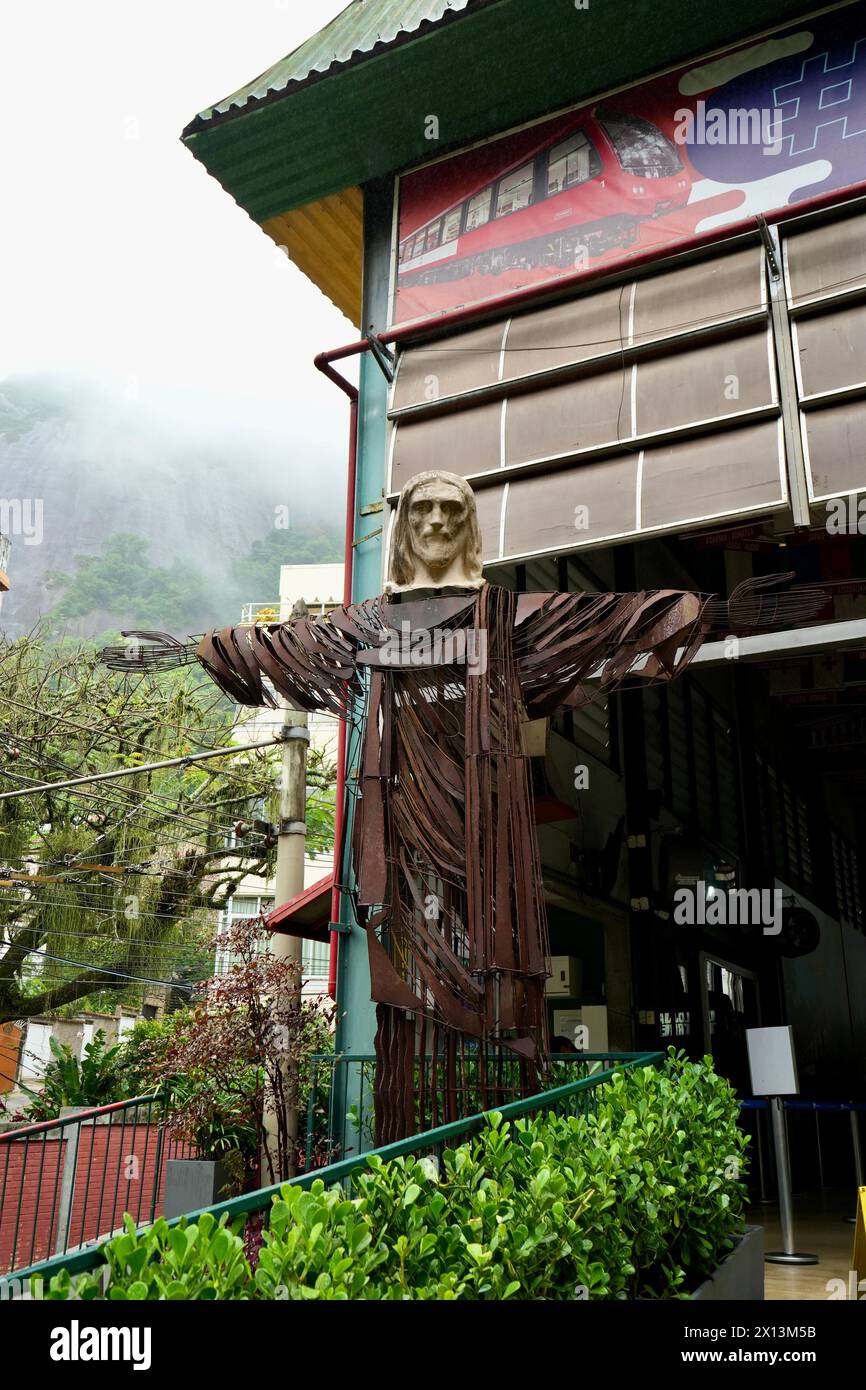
[103,471,823,1142]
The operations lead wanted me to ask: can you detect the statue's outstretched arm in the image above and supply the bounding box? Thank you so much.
[515,573,828,719]
[98,603,386,715]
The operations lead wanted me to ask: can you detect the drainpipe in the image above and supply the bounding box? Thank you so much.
[313,341,367,1001]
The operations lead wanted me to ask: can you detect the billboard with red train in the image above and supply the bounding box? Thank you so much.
[393,2,866,325]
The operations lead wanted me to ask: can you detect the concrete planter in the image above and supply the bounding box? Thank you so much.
[690,1225,764,1300]
[163,1159,232,1220]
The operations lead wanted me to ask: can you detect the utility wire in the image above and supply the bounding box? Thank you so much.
[3,944,200,992]
[0,733,272,839]
[0,688,286,813]
[0,687,281,793]
[0,738,285,802]
[0,748,259,842]
[2,926,221,952]
[0,893,242,925]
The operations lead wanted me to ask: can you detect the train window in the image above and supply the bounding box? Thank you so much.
[495,162,534,218]
[598,111,682,177]
[466,187,493,231]
[442,207,462,242]
[547,131,600,194]
[412,233,427,257]
[399,240,412,264]
[426,221,442,251]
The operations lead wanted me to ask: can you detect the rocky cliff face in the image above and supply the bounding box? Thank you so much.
[0,374,341,638]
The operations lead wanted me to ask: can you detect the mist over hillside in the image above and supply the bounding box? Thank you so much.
[0,372,345,639]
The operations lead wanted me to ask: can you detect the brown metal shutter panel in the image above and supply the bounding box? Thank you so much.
[633,246,765,341]
[502,284,629,380]
[784,210,866,306]
[502,454,639,557]
[389,232,792,565]
[390,320,506,410]
[473,482,506,558]
[803,397,866,499]
[504,367,630,466]
[795,303,866,397]
[636,329,775,437]
[391,400,502,489]
[640,421,784,530]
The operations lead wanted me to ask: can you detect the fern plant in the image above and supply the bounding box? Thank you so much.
[20,1029,125,1120]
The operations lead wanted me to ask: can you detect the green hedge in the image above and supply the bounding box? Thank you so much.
[42,1052,749,1301]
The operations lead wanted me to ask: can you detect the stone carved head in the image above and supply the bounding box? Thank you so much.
[387,471,485,592]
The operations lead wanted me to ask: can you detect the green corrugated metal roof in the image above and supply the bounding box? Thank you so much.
[182,0,831,224]
[195,0,482,123]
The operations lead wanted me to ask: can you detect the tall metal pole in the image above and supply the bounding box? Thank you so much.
[267,710,309,1177]
[765,1097,818,1264]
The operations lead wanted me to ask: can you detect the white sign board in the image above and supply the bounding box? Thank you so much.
[553,1005,609,1053]
[746,1024,799,1096]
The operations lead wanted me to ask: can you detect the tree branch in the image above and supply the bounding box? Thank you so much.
[0,966,127,1025]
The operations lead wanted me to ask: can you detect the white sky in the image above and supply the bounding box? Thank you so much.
[0,0,354,432]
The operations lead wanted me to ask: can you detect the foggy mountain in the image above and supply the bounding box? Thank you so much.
[0,373,345,640]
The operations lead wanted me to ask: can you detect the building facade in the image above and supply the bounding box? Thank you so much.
[184,1,866,1145]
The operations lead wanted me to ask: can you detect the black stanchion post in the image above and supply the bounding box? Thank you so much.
[766,1096,818,1265]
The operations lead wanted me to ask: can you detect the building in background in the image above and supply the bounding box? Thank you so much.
[14,1007,148,1089]
[184,2,866,1187]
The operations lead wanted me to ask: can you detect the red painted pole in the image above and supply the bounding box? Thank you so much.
[313,347,364,1001]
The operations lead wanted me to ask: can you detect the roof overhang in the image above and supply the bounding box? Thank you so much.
[181,0,830,326]
[266,872,334,941]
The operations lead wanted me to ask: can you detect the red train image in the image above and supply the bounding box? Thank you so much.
[398,109,691,287]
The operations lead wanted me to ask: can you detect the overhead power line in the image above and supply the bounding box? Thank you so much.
[0,738,285,803]
[0,728,275,838]
[0,685,291,802]
[7,944,200,992]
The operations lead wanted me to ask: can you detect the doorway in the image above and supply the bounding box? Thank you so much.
[699,953,761,1094]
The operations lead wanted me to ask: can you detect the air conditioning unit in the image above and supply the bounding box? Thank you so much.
[545,956,582,998]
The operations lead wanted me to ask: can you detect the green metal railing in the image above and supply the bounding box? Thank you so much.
[304,1051,655,1169]
[0,1092,195,1277]
[10,1051,662,1290]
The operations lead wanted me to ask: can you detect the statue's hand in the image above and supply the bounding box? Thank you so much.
[705,573,827,633]
[97,630,200,671]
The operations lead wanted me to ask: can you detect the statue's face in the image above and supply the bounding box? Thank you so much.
[406,479,469,577]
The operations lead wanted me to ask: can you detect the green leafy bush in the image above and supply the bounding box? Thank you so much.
[44,1052,749,1301]
[46,1212,250,1302]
